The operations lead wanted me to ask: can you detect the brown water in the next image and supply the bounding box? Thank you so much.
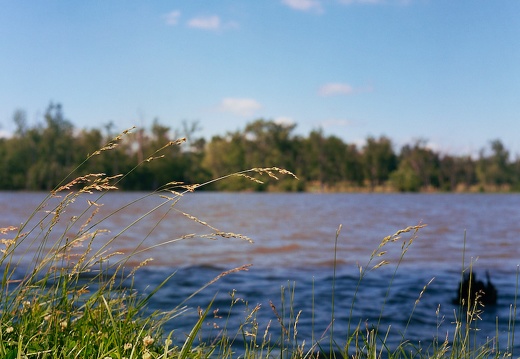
[2,192,520,352]
[3,192,519,270]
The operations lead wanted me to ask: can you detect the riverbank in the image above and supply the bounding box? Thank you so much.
[268,180,516,193]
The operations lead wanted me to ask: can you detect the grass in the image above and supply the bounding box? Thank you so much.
[0,128,517,358]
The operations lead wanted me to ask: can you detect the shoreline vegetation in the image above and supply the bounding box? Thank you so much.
[301,181,515,194]
[2,102,520,193]
[1,127,517,358]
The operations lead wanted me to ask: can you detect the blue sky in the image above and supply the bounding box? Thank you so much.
[1,0,519,156]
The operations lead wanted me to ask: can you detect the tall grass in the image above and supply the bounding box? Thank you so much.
[0,128,516,358]
[0,129,299,358]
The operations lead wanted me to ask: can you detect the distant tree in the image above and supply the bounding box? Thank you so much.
[438,155,458,191]
[0,110,38,188]
[477,139,511,189]
[242,119,297,169]
[0,138,8,188]
[176,120,211,185]
[121,118,209,190]
[391,140,440,191]
[322,135,356,185]
[301,129,326,185]
[511,155,520,190]
[13,109,28,137]
[23,103,76,190]
[390,162,422,192]
[201,119,300,190]
[438,155,477,191]
[3,102,520,193]
[202,133,249,190]
[301,129,363,189]
[362,136,397,190]
[178,120,203,152]
[150,118,171,148]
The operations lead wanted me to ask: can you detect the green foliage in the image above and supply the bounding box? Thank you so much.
[2,102,520,192]
[390,163,422,192]
[362,136,398,190]
[477,139,512,188]
[391,140,439,192]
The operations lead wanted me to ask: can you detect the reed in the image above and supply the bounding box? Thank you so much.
[0,129,515,358]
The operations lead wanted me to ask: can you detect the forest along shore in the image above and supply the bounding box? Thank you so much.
[2,104,519,192]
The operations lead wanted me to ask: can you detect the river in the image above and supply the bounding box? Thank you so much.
[1,192,520,354]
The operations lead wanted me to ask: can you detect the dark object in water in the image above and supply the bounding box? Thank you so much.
[453,271,497,306]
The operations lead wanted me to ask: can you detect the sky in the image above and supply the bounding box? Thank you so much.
[1,0,519,157]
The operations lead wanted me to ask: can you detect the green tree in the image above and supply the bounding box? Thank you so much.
[362,136,397,190]
[511,155,520,190]
[476,139,511,189]
[176,120,210,185]
[0,110,39,188]
[301,129,363,189]
[391,140,440,191]
[438,155,477,191]
[242,119,297,170]
[301,129,327,186]
[13,108,28,136]
[202,119,300,190]
[202,133,249,190]
[4,102,520,193]
[390,162,422,192]
[39,103,75,188]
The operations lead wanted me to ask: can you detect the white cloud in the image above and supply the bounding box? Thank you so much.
[164,10,181,26]
[282,0,323,13]
[188,15,221,30]
[218,98,262,117]
[318,83,354,96]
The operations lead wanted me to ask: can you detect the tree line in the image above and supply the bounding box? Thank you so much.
[1,103,519,192]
